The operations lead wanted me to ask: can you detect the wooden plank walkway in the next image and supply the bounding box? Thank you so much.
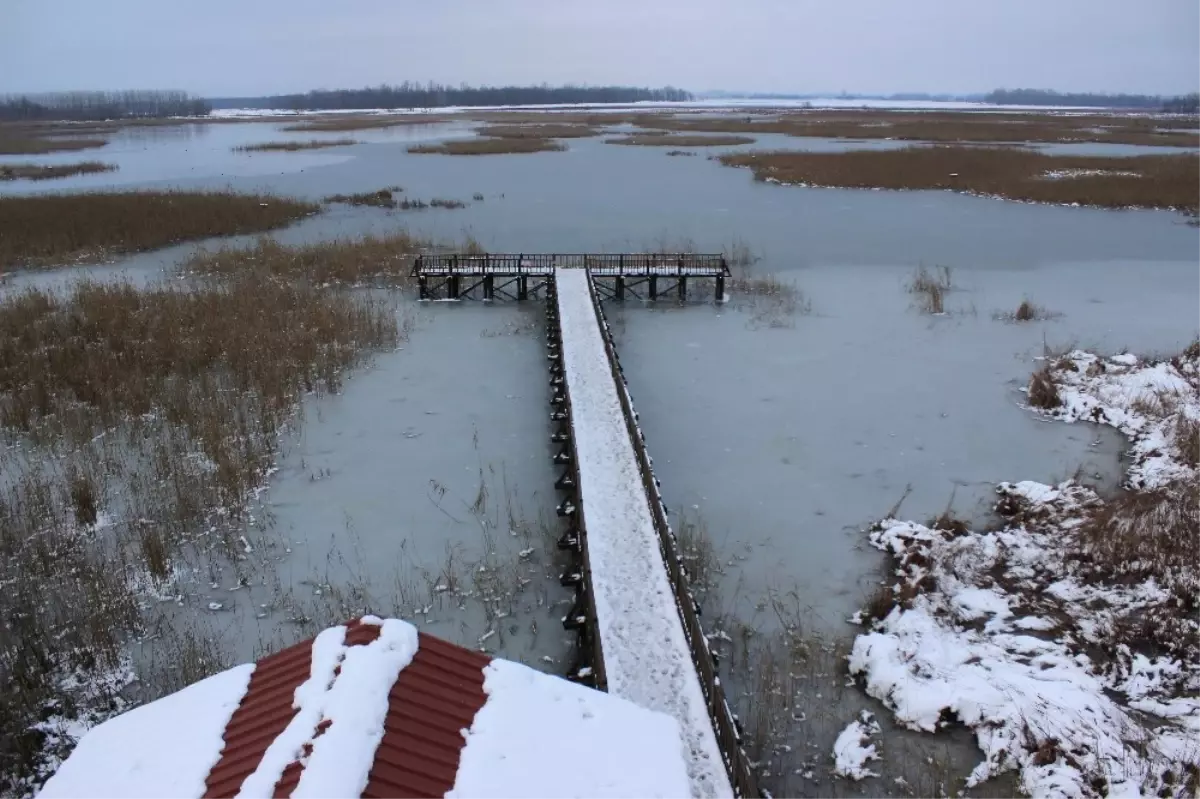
[554,267,734,798]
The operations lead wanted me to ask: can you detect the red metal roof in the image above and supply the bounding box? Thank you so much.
[202,620,490,799]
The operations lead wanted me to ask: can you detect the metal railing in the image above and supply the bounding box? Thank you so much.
[545,279,607,690]
[414,253,729,277]
[583,272,758,798]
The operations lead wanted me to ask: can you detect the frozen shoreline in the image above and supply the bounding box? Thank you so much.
[849,347,1200,797]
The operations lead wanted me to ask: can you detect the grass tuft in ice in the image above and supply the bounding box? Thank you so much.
[906,264,952,315]
[1027,366,1062,409]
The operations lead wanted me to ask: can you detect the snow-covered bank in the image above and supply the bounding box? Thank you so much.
[849,347,1200,798]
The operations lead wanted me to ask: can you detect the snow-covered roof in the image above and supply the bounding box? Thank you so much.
[38,617,692,799]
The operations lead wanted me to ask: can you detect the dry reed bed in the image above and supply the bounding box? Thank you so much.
[0,274,399,790]
[233,138,357,152]
[634,109,1200,148]
[0,190,319,269]
[605,133,755,147]
[182,233,428,286]
[282,115,453,132]
[475,124,600,139]
[0,161,115,181]
[719,147,1200,214]
[408,137,566,155]
[323,187,403,208]
[0,133,108,155]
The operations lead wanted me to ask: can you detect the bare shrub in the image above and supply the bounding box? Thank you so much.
[234,138,357,152]
[429,198,466,209]
[907,264,952,314]
[1028,366,1062,409]
[665,149,696,156]
[0,190,317,269]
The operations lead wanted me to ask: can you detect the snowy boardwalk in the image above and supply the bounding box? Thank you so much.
[554,267,734,799]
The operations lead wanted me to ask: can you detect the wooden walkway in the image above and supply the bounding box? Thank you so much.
[421,255,756,797]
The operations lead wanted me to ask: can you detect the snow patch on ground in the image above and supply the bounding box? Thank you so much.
[555,267,732,798]
[1033,349,1198,489]
[449,659,693,799]
[38,663,254,799]
[851,348,1200,798]
[1042,168,1141,179]
[832,711,881,781]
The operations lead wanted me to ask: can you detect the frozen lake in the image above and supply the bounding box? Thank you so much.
[4,114,1197,795]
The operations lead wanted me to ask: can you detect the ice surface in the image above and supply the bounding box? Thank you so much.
[38,664,255,799]
[449,659,693,799]
[554,267,732,798]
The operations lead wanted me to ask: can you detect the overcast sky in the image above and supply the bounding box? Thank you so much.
[2,0,1197,97]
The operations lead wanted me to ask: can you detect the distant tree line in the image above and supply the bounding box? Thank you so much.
[985,88,1199,112]
[0,90,211,121]
[1161,93,1200,114]
[217,83,692,111]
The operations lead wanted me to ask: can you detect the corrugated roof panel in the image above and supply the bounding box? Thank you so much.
[203,638,314,799]
[360,632,490,799]
[204,620,384,798]
[202,622,492,799]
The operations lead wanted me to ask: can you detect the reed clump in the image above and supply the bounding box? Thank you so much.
[606,133,754,147]
[324,188,401,208]
[907,264,953,314]
[234,138,357,152]
[408,138,566,155]
[475,124,599,139]
[0,161,116,181]
[0,190,318,269]
[282,115,451,132]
